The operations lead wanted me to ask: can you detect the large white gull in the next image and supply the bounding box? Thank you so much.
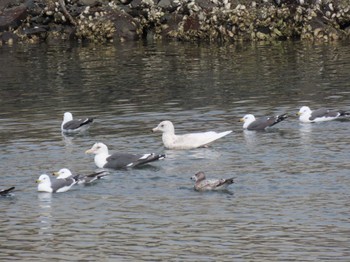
[191,171,234,191]
[297,106,349,123]
[61,112,94,133]
[86,142,166,169]
[152,120,232,149]
[36,174,78,193]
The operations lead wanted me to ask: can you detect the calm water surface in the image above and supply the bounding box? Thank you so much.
[0,40,350,261]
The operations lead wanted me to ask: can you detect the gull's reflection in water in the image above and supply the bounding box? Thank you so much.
[62,133,74,147]
[242,129,259,149]
[37,193,53,239]
[299,123,313,146]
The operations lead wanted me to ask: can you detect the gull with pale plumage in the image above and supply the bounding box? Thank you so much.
[152,120,232,150]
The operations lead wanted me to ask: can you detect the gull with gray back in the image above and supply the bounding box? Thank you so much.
[61,112,94,133]
[240,113,288,130]
[297,106,349,123]
[36,174,78,193]
[86,142,166,169]
[53,168,108,184]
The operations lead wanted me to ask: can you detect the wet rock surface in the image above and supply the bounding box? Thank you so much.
[0,0,349,44]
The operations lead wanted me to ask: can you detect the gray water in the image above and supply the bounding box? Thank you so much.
[0,40,350,261]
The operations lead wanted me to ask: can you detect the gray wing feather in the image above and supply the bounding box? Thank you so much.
[310,108,330,120]
[105,153,164,169]
[247,114,287,130]
[247,116,272,130]
[63,118,93,130]
[50,178,75,192]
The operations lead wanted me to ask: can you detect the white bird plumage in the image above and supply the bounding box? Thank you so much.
[61,112,94,133]
[85,142,165,169]
[152,120,232,149]
[297,106,349,123]
[53,168,108,184]
[240,113,288,130]
[36,174,77,193]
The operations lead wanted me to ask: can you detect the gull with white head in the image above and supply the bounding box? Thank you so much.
[36,174,78,193]
[240,113,288,130]
[297,106,349,123]
[152,120,232,150]
[61,112,94,133]
[86,142,166,169]
[53,168,108,184]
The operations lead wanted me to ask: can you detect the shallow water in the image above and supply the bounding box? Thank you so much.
[0,40,350,261]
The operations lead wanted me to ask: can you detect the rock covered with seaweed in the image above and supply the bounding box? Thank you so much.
[1,0,350,45]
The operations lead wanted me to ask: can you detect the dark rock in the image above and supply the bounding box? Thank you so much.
[78,0,102,7]
[256,26,271,34]
[68,4,86,17]
[0,2,28,31]
[161,13,183,36]
[107,9,141,40]
[0,31,19,43]
[157,0,178,12]
[183,15,200,32]
[46,24,76,42]
[196,0,216,11]
[21,25,47,36]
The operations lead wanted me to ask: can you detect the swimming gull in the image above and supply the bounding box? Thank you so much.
[191,171,234,191]
[53,168,108,184]
[61,112,94,133]
[0,187,15,196]
[297,106,349,123]
[152,120,232,149]
[85,142,166,169]
[240,113,288,130]
[36,174,78,193]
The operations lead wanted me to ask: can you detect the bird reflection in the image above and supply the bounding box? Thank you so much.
[62,133,74,146]
[37,193,53,238]
[299,123,313,145]
[242,129,258,149]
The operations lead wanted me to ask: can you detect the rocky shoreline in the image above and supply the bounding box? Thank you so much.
[1,0,350,45]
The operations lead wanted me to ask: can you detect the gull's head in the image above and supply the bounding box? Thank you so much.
[53,168,72,179]
[152,120,175,134]
[63,112,73,122]
[191,171,206,182]
[85,142,108,155]
[297,106,311,116]
[36,174,51,185]
[240,114,256,129]
[240,114,256,123]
